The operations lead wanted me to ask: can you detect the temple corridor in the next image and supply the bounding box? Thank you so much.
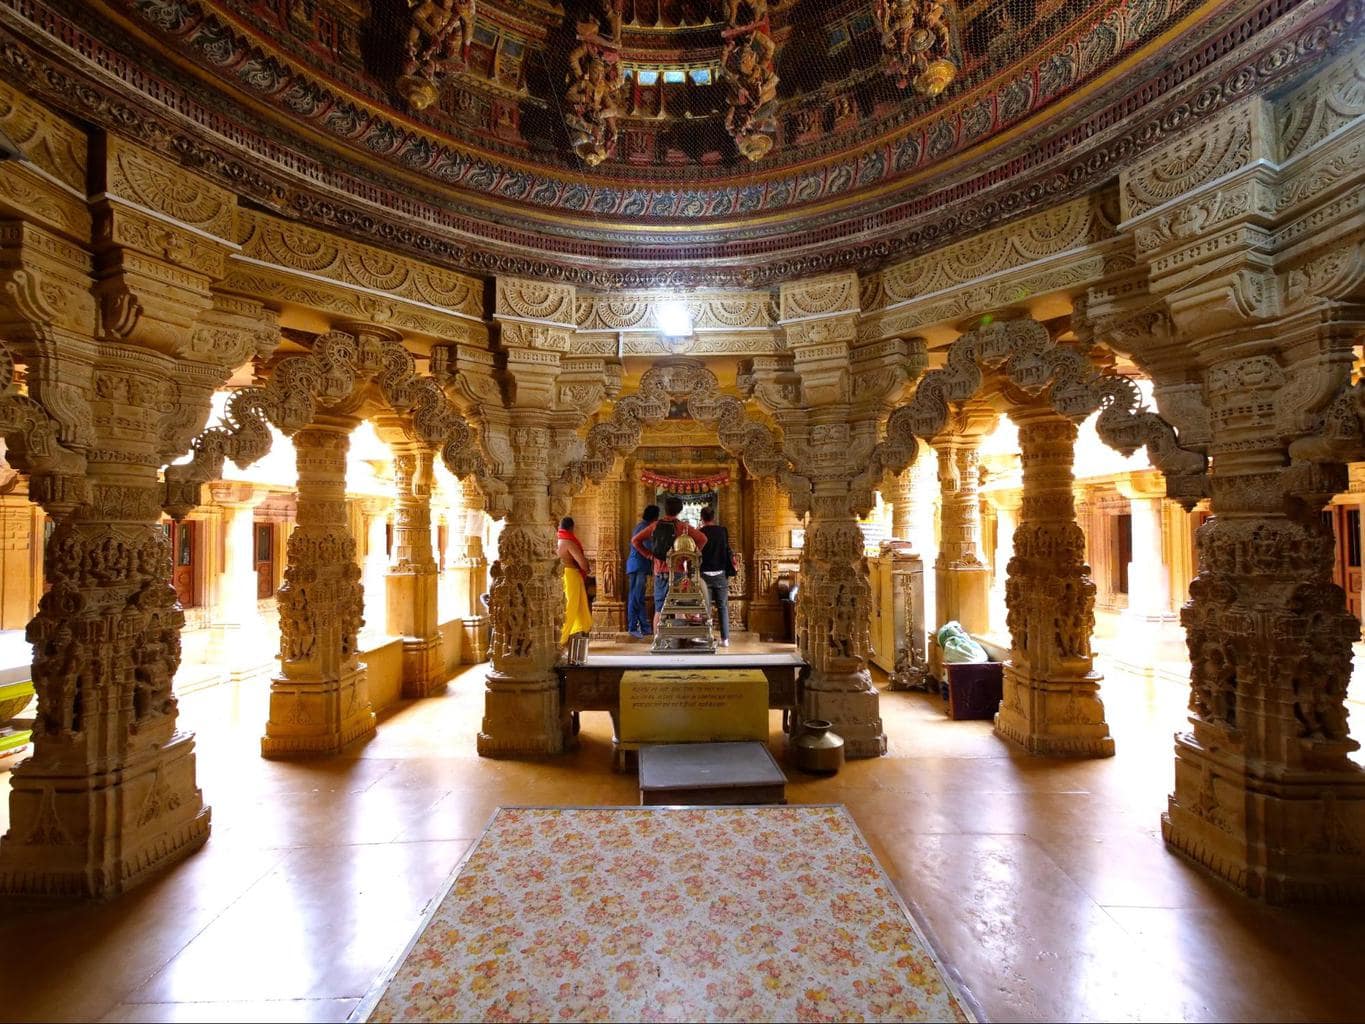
[4,655,1363,1024]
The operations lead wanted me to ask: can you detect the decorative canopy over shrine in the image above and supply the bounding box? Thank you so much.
[20,0,1332,286]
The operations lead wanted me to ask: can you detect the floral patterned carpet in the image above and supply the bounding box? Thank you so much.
[362,805,972,1023]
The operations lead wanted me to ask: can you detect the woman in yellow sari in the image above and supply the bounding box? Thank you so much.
[557,516,594,645]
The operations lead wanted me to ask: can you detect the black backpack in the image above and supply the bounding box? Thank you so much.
[650,519,677,560]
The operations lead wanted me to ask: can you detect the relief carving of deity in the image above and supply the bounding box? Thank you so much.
[874,0,956,96]
[397,0,476,111]
[564,12,624,166]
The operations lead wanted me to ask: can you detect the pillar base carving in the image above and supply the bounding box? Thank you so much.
[592,598,625,634]
[461,616,490,663]
[387,570,444,697]
[261,665,376,758]
[800,667,887,759]
[994,664,1115,758]
[0,732,210,898]
[476,671,567,756]
[400,635,446,698]
[1163,729,1365,903]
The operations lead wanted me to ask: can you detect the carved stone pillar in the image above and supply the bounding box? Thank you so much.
[209,482,270,680]
[994,408,1114,757]
[1164,360,1365,901]
[1118,471,1175,625]
[0,351,212,896]
[592,469,625,633]
[387,443,443,697]
[747,474,786,639]
[931,428,992,637]
[479,416,564,755]
[797,483,886,757]
[890,468,915,543]
[359,497,392,642]
[770,274,920,757]
[263,420,375,757]
[457,484,491,662]
[0,126,278,896]
[473,292,582,756]
[986,490,1021,636]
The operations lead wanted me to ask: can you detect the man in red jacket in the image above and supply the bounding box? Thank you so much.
[631,495,708,633]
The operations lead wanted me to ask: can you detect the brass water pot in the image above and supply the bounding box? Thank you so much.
[794,719,845,773]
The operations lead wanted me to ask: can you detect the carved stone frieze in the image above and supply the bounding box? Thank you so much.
[496,278,576,327]
[103,135,237,240]
[220,267,486,344]
[1121,98,1276,222]
[0,82,89,238]
[235,209,483,320]
[780,272,859,322]
[1276,45,1365,162]
[576,291,779,333]
[860,195,1118,315]
[0,80,85,191]
[615,331,784,356]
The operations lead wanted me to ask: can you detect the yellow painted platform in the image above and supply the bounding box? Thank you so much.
[619,668,769,744]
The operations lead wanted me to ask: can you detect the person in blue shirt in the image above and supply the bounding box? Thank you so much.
[625,503,659,639]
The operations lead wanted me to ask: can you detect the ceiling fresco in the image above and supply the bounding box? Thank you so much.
[0,0,1355,284]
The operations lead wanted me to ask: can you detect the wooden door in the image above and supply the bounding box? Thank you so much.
[1329,505,1362,621]
[255,522,274,600]
[165,520,197,608]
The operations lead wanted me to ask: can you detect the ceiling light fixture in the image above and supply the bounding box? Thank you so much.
[657,300,693,338]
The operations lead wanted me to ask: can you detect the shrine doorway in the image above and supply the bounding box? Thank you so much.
[564,367,803,648]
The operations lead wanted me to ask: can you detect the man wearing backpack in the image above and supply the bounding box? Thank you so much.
[631,495,708,633]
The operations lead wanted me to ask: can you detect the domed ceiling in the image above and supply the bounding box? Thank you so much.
[9,0,1351,285]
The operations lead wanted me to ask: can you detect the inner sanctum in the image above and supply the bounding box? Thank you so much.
[0,0,1363,1020]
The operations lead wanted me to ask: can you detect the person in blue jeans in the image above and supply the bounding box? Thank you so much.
[625,503,659,639]
[632,496,708,634]
[698,506,736,646]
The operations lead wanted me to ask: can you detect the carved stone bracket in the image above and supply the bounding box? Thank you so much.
[0,340,87,517]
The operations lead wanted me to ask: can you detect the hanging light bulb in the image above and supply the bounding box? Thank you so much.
[657,299,693,338]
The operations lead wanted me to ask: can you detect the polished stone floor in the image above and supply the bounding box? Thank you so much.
[2,653,1364,1023]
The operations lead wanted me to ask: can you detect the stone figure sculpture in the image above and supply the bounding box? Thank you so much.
[564,10,624,166]
[397,0,476,111]
[875,0,956,96]
[722,28,778,160]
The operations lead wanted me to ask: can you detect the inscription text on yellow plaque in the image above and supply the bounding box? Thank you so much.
[620,669,769,744]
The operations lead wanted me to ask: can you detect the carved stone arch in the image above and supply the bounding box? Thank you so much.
[0,340,87,516]
[558,358,809,502]
[891,318,1208,505]
[164,328,492,518]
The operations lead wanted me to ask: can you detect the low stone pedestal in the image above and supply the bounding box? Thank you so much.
[262,665,376,757]
[638,742,787,805]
